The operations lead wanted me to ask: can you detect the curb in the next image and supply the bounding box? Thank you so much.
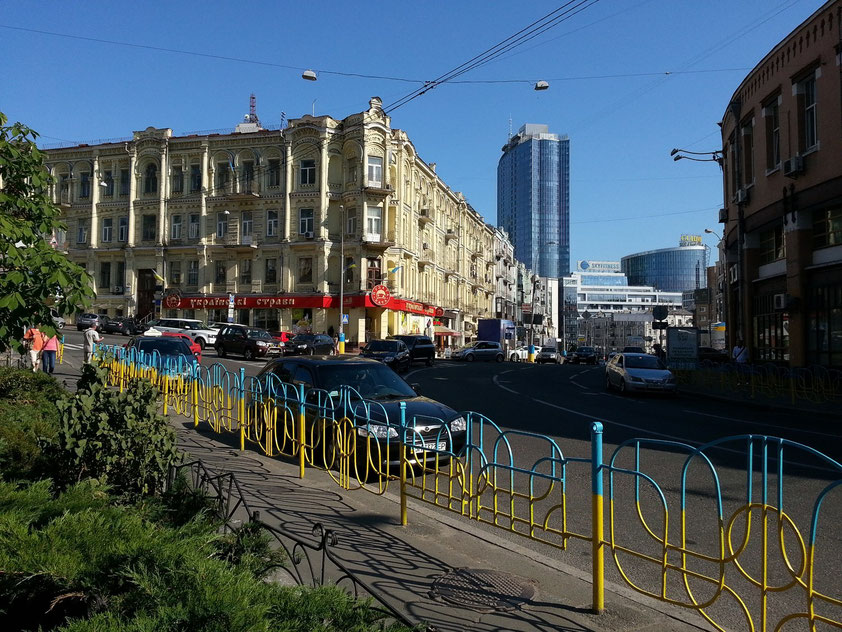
[680,387,842,421]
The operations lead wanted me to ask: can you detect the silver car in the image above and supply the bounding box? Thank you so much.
[75,313,102,331]
[536,346,561,364]
[604,353,677,395]
[452,341,504,362]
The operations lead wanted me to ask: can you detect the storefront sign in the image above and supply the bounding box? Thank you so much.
[370,285,391,307]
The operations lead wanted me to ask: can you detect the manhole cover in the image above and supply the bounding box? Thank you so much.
[430,568,537,613]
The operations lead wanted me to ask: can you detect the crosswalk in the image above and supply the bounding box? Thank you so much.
[62,343,83,351]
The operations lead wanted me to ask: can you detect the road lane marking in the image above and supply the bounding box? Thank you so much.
[492,374,520,395]
[684,410,842,440]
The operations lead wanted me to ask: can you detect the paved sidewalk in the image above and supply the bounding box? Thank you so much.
[171,419,710,632]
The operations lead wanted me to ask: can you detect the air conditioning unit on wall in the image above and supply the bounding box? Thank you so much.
[304,231,314,239]
[773,293,789,310]
[735,188,750,204]
[113,285,124,294]
[718,208,728,223]
[783,156,804,178]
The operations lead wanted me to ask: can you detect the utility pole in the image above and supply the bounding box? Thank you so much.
[338,204,345,353]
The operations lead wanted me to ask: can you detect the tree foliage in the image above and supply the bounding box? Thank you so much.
[0,111,94,351]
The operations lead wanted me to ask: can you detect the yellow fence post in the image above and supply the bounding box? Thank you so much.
[192,365,199,428]
[163,373,169,415]
[298,383,306,479]
[591,421,605,614]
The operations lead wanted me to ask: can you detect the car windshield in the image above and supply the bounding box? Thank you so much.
[135,338,192,355]
[578,347,594,353]
[293,334,315,342]
[541,347,555,352]
[247,329,273,340]
[366,340,400,352]
[461,342,479,349]
[625,355,665,370]
[318,364,416,400]
[181,322,203,330]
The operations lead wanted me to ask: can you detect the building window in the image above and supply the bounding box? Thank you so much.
[266,210,278,236]
[103,170,114,197]
[116,261,125,288]
[169,261,181,285]
[190,164,202,192]
[77,220,88,244]
[299,159,316,186]
[240,259,252,284]
[796,73,818,152]
[142,215,156,241]
[298,257,313,283]
[763,98,780,170]
[144,164,158,194]
[215,261,226,284]
[365,205,382,240]
[172,166,184,193]
[120,168,130,196]
[99,262,111,288]
[216,161,230,191]
[813,207,842,249]
[171,214,183,240]
[346,207,357,235]
[188,213,200,239]
[299,208,314,234]
[216,212,228,238]
[741,119,754,185]
[344,256,355,283]
[241,211,253,237]
[118,216,128,242]
[366,258,381,289]
[265,258,277,284]
[758,224,785,264]
[80,172,90,199]
[187,260,199,286]
[347,159,358,186]
[367,156,383,187]
[241,160,254,193]
[101,217,113,243]
[268,159,281,187]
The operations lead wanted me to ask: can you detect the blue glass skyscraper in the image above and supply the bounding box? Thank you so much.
[497,123,570,278]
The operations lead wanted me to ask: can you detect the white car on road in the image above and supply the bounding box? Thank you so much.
[141,318,217,350]
[509,346,530,362]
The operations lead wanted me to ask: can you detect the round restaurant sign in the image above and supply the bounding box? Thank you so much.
[370,284,391,307]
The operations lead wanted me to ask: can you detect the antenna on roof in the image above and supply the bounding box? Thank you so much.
[247,93,260,125]
[280,111,287,129]
[508,115,512,141]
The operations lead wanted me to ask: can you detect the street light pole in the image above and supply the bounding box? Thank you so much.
[338,205,345,354]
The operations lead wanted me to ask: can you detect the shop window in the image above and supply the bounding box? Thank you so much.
[753,293,789,362]
[808,285,842,367]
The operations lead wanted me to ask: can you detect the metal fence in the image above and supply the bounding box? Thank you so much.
[96,344,842,632]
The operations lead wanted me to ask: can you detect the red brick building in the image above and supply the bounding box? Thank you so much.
[721,0,842,367]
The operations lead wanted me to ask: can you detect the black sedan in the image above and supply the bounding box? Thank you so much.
[102,316,140,336]
[125,335,198,373]
[284,333,335,356]
[359,339,411,373]
[570,346,598,365]
[250,356,466,475]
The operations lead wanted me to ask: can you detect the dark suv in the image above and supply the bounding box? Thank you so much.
[389,335,435,366]
[285,333,335,356]
[570,346,597,365]
[214,325,284,360]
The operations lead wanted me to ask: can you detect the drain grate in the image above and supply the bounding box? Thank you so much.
[429,568,537,613]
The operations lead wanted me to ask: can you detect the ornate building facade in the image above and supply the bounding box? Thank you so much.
[44,97,494,343]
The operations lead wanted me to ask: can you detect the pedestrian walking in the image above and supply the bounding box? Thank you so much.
[41,333,59,374]
[22,325,47,372]
[83,323,103,364]
[732,338,749,386]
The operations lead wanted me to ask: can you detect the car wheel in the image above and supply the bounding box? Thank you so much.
[217,346,226,358]
[495,354,503,363]
[605,375,612,391]
[307,347,315,356]
[426,357,433,367]
[465,354,475,362]
[196,338,206,350]
[244,348,255,361]
[619,378,627,394]
[510,354,517,362]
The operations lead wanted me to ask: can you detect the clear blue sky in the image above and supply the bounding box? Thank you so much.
[0,0,824,271]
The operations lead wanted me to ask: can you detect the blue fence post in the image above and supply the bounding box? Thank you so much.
[591,421,605,613]
[400,401,408,526]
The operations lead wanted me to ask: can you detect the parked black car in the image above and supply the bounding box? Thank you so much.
[698,346,730,364]
[570,346,597,365]
[360,339,411,373]
[251,356,466,472]
[284,333,335,356]
[102,316,140,336]
[214,325,284,360]
[388,335,435,366]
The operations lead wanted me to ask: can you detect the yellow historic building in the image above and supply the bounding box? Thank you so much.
[44,97,494,345]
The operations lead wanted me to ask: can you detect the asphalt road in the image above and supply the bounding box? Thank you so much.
[58,330,842,631]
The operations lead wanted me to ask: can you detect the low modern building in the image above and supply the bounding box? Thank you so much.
[720,0,842,367]
[621,236,709,293]
[566,261,683,315]
[43,97,495,343]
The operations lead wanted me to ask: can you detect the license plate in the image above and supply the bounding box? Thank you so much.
[422,441,446,451]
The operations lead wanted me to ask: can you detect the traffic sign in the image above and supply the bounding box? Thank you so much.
[341,313,349,324]
[652,305,668,320]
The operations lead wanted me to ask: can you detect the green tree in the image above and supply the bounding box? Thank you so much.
[0,111,94,352]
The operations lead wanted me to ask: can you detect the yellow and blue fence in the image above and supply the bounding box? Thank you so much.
[93,344,842,631]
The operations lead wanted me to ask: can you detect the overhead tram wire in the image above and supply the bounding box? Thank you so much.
[384,0,601,112]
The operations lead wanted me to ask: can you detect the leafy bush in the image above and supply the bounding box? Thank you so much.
[0,367,64,480]
[45,365,181,499]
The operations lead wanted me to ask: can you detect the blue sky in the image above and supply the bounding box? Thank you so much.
[0,0,825,271]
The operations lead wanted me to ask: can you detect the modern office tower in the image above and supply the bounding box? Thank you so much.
[497,123,570,278]
[621,235,709,293]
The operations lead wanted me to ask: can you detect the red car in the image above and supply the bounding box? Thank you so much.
[162,331,202,362]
